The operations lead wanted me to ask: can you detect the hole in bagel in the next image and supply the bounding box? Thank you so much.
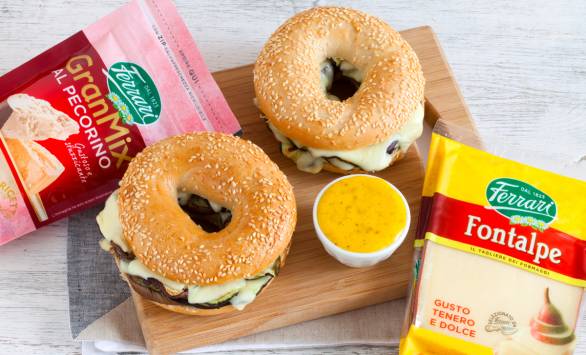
[320,57,362,101]
[177,192,232,233]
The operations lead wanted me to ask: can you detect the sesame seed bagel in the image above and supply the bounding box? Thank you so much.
[254,7,425,151]
[118,132,296,286]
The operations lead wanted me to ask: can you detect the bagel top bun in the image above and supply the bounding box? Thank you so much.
[118,132,296,286]
[254,7,425,151]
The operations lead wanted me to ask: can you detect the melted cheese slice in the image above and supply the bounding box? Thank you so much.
[96,191,275,309]
[119,259,186,292]
[230,276,272,310]
[96,191,129,252]
[268,103,424,172]
[188,279,246,304]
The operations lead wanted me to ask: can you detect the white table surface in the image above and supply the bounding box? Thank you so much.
[1,0,585,354]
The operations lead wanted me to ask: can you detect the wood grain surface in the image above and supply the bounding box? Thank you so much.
[0,1,585,355]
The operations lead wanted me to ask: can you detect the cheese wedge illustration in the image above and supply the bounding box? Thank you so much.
[1,93,79,141]
[3,138,65,194]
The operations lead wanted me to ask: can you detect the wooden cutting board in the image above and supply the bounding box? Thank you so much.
[132,26,478,355]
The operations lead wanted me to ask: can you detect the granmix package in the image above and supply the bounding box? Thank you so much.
[0,0,240,244]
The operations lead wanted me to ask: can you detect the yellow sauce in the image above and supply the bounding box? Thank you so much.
[317,175,407,253]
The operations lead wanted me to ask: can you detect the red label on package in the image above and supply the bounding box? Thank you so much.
[424,193,586,283]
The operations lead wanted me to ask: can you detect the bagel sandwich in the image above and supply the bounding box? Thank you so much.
[97,132,296,315]
[254,7,425,174]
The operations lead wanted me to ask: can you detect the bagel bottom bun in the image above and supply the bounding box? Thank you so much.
[115,246,290,316]
[261,104,422,175]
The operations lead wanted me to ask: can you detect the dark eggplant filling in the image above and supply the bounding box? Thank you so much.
[125,258,278,308]
[263,118,361,170]
[321,58,361,101]
[178,194,232,233]
[386,141,399,155]
[106,237,280,309]
[263,117,401,172]
[111,242,134,262]
[129,260,279,308]
[284,135,401,172]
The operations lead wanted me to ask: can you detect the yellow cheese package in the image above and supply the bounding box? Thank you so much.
[400,122,586,354]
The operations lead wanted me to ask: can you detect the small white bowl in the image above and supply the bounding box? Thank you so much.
[312,174,411,268]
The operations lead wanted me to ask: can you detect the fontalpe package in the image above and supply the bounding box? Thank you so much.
[0,0,240,245]
[400,124,585,354]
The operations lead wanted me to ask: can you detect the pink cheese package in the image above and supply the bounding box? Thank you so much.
[0,0,241,244]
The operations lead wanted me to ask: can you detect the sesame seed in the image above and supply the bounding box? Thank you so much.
[117,131,296,285]
[253,6,424,151]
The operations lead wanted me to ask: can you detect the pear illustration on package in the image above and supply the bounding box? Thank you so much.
[497,288,576,354]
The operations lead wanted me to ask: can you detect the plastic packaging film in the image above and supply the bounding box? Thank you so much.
[400,120,586,354]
